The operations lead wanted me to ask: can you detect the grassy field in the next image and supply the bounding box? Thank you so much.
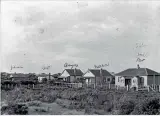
[1,86,160,115]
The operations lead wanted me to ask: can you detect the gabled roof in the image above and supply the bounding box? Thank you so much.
[62,69,83,76]
[116,68,160,76]
[10,73,37,78]
[10,74,30,78]
[38,74,49,77]
[87,69,113,77]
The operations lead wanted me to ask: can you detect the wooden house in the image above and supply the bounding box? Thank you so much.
[9,73,37,83]
[37,73,54,82]
[115,65,160,89]
[83,68,114,87]
[59,68,83,83]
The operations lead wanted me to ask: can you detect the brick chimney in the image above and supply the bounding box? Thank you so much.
[100,68,103,77]
[49,73,51,80]
[74,68,76,76]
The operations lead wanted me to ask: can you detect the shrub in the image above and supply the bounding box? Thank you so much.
[34,108,47,112]
[40,93,57,103]
[28,101,41,106]
[132,97,160,115]
[4,104,28,115]
[104,100,113,112]
[117,100,135,115]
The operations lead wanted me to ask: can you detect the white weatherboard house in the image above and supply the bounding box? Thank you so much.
[83,68,115,86]
[115,65,160,88]
[38,73,54,82]
[60,68,83,83]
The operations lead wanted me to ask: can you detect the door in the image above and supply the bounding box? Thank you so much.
[125,79,131,86]
[138,76,144,87]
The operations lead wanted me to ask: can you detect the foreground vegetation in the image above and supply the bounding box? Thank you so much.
[1,85,160,115]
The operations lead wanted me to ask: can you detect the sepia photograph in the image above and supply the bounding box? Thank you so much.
[1,0,160,115]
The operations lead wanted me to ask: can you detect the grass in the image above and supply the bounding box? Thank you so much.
[1,86,160,115]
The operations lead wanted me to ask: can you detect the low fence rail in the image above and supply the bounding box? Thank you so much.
[2,80,160,92]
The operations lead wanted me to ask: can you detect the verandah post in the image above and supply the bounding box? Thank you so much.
[148,85,150,92]
[136,86,138,91]
[117,85,118,90]
[127,85,129,91]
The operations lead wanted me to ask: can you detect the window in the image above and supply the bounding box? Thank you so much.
[118,77,120,82]
[107,78,110,82]
[133,80,135,83]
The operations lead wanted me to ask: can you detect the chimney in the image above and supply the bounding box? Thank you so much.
[137,64,140,69]
[74,68,76,76]
[49,73,51,80]
[100,68,103,77]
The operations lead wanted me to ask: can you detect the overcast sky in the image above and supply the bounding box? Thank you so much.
[1,1,160,74]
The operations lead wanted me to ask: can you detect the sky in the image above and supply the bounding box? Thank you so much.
[1,0,160,74]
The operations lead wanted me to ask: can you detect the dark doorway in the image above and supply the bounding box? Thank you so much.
[125,79,131,86]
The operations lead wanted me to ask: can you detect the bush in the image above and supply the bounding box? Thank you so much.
[132,97,160,115]
[34,108,47,112]
[2,104,28,115]
[117,100,135,115]
[104,100,113,112]
[28,101,41,106]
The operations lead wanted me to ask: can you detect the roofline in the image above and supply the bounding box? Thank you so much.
[82,69,96,77]
[61,69,83,76]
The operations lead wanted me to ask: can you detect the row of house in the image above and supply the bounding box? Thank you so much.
[1,65,160,89]
[59,65,160,89]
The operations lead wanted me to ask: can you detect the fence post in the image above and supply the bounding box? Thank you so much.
[159,85,160,92]
[33,84,34,89]
[127,85,129,91]
[136,86,138,91]
[109,83,111,89]
[148,86,150,92]
[117,85,118,90]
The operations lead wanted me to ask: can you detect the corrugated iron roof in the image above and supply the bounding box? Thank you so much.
[89,69,113,77]
[10,74,30,78]
[115,68,160,76]
[65,69,83,76]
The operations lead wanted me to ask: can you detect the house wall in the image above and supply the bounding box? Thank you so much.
[147,76,154,85]
[76,76,82,79]
[115,76,125,87]
[83,70,95,85]
[105,76,113,84]
[85,77,95,85]
[141,76,147,86]
[131,77,138,88]
[38,77,47,82]
[46,76,54,80]
[96,76,103,85]
[116,76,148,87]
[70,76,76,82]
[156,76,160,85]
[147,75,160,85]
[61,70,70,77]
[12,77,29,81]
